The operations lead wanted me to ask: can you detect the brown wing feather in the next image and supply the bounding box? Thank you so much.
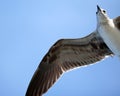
[26,32,113,96]
[113,16,120,30]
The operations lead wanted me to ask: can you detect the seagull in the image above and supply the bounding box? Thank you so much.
[26,5,120,96]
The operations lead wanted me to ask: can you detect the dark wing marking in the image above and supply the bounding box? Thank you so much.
[113,16,120,30]
[26,31,113,96]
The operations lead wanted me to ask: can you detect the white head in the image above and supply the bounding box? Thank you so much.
[96,5,110,25]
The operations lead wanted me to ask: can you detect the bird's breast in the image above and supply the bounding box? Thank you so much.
[98,23,120,57]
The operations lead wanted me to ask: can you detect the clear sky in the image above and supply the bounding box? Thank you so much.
[1,0,120,96]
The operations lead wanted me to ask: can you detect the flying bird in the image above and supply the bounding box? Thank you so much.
[26,5,120,96]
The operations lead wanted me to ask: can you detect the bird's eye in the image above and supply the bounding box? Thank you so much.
[103,10,106,13]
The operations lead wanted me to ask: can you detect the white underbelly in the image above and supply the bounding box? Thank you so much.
[98,25,120,57]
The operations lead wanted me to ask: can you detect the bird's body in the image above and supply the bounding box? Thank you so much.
[98,19,120,57]
[96,6,120,57]
[26,5,120,96]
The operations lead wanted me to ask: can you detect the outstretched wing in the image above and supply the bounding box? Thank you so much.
[113,16,120,30]
[26,31,113,96]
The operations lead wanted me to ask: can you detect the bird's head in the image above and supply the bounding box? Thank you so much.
[96,5,109,25]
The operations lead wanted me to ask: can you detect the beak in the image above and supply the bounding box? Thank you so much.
[97,5,101,12]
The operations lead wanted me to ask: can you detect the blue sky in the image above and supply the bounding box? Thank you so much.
[1,0,120,96]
